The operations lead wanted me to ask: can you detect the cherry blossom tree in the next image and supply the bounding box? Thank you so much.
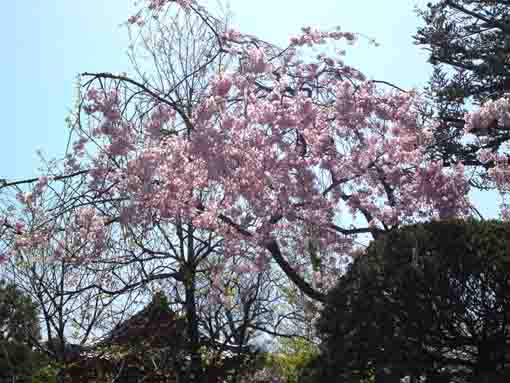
[1,0,471,322]
[464,96,510,219]
[62,0,469,298]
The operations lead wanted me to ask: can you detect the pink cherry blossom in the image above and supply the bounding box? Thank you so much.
[465,97,510,220]
[1,0,479,305]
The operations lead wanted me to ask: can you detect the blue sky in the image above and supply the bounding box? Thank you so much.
[6,1,133,180]
[4,0,498,217]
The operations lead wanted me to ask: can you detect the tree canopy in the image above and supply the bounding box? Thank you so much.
[315,220,510,382]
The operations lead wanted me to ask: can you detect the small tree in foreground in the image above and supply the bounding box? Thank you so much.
[315,220,510,382]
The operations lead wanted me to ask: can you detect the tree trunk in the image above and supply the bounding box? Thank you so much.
[183,223,204,383]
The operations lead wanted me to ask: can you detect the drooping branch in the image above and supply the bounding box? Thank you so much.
[217,213,326,302]
[263,238,326,303]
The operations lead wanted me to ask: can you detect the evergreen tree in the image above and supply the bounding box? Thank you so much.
[415,1,510,180]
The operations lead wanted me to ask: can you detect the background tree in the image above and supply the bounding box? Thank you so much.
[265,338,319,383]
[415,0,510,181]
[315,220,510,382]
[0,279,43,380]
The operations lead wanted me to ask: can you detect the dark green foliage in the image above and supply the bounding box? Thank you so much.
[415,1,510,175]
[416,1,510,104]
[314,220,510,382]
[0,279,42,380]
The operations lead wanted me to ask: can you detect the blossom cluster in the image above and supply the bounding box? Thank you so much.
[465,97,510,218]
[290,26,356,47]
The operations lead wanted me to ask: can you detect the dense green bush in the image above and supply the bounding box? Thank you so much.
[312,220,510,382]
